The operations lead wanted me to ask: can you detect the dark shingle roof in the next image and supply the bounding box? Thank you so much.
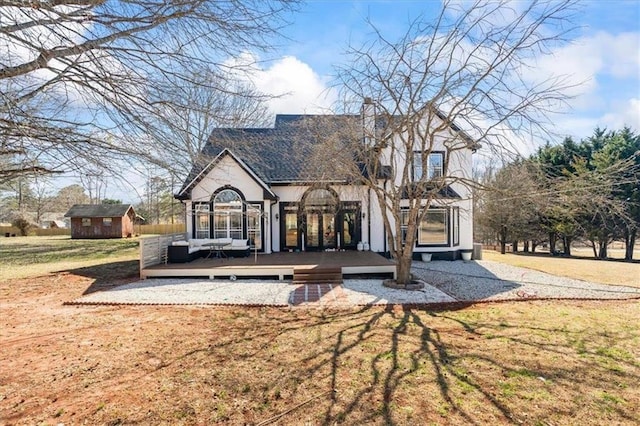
[177,114,360,196]
[177,110,478,198]
[64,204,134,218]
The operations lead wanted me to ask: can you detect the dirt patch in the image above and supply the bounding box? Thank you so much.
[1,272,639,425]
[382,278,425,290]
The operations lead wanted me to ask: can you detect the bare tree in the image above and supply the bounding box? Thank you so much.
[79,171,107,204]
[133,69,273,181]
[331,0,579,285]
[476,160,542,254]
[0,0,297,182]
[51,184,89,211]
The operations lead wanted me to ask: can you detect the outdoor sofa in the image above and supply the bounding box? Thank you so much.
[167,238,250,263]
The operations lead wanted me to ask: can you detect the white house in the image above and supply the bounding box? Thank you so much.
[175,102,477,261]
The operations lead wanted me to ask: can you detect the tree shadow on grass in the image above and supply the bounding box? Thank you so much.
[317,305,502,425]
[66,260,140,294]
[72,303,639,425]
[291,305,640,425]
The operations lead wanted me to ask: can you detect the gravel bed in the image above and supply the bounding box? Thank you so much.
[74,279,292,306]
[71,278,456,306]
[342,280,456,305]
[70,260,640,306]
[411,260,640,301]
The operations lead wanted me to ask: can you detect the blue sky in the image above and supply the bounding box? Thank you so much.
[45,0,640,202]
[247,0,640,142]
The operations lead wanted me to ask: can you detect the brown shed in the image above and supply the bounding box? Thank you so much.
[64,204,136,239]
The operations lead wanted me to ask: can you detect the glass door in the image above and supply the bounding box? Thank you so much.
[340,211,356,248]
[306,213,319,249]
[304,212,337,251]
[323,213,336,248]
[337,203,360,250]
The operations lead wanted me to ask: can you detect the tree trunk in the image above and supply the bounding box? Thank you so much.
[499,228,507,254]
[512,240,518,253]
[563,236,572,256]
[598,241,608,259]
[523,241,530,252]
[624,227,637,261]
[590,239,597,258]
[549,232,556,255]
[396,255,413,286]
[532,242,538,252]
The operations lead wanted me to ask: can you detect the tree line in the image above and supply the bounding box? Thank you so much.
[476,127,640,260]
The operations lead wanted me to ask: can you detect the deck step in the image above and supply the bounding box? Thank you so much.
[293,267,343,285]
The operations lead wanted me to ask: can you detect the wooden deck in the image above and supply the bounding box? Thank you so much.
[141,251,396,280]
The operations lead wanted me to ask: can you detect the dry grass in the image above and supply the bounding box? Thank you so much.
[1,273,639,425]
[1,237,639,425]
[482,250,640,288]
[0,235,139,281]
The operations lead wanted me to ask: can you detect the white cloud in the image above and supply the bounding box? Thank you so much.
[600,97,640,131]
[224,53,336,115]
[253,56,336,114]
[527,31,640,106]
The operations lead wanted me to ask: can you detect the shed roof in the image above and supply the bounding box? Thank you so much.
[64,204,135,218]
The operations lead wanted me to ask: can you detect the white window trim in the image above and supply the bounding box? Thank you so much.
[413,151,444,181]
[418,208,448,246]
[247,204,262,250]
[213,189,243,239]
[194,204,210,239]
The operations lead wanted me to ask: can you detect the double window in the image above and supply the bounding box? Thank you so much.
[413,152,444,181]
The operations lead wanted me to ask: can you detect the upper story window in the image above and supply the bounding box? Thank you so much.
[413,152,444,181]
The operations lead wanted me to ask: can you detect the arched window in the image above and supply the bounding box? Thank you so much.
[213,189,243,239]
[303,188,338,212]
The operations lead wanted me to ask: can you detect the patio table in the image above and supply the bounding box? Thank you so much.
[202,242,227,259]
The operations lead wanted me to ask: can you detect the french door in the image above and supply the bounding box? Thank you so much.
[305,211,336,251]
[279,202,361,251]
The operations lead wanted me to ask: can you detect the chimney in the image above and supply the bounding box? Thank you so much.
[362,97,375,148]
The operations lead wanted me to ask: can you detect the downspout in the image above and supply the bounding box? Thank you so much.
[270,199,278,253]
[180,200,187,239]
[367,187,371,250]
[382,179,388,255]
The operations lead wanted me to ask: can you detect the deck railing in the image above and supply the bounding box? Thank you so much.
[139,232,187,277]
